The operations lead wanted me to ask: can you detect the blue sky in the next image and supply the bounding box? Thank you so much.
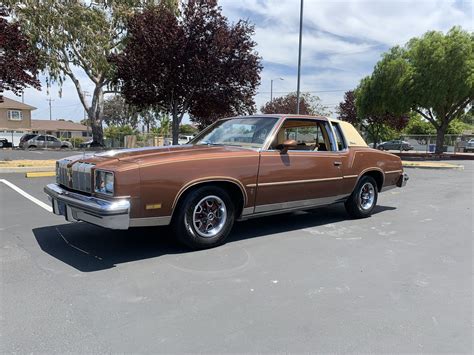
[5,0,473,123]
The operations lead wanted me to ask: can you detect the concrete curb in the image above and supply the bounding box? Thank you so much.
[0,166,55,173]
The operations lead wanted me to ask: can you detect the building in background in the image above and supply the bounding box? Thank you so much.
[0,97,36,146]
[31,120,90,139]
[0,96,91,146]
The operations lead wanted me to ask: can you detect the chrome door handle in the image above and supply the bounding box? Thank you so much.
[334,161,342,166]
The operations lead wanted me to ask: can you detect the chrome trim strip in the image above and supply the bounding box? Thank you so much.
[246,183,257,188]
[241,206,254,216]
[257,176,343,187]
[254,194,348,214]
[343,175,358,179]
[385,170,403,174]
[129,216,171,227]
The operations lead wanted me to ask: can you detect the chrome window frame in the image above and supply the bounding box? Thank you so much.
[328,120,349,152]
[189,115,281,149]
[261,117,340,153]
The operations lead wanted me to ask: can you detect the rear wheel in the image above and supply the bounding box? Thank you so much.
[27,145,37,150]
[345,175,378,218]
[172,186,235,249]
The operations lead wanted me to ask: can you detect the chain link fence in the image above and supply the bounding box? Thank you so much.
[105,133,174,149]
[387,134,474,153]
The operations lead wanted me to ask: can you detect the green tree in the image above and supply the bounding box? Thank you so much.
[357,27,473,154]
[338,90,408,147]
[151,115,171,136]
[103,95,139,128]
[5,1,167,145]
[179,124,198,135]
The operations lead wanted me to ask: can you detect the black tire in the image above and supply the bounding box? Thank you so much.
[60,145,69,149]
[27,145,36,150]
[345,175,378,218]
[172,186,235,249]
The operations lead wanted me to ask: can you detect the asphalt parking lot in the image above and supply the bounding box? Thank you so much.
[1,163,472,353]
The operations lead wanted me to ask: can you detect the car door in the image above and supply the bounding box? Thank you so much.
[47,136,61,148]
[254,118,345,213]
[35,135,46,148]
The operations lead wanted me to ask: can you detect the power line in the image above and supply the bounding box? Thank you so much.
[257,89,348,94]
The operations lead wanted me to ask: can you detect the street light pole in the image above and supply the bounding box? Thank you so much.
[296,0,304,114]
[270,77,284,102]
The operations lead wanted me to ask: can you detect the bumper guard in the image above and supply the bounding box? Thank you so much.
[44,183,130,230]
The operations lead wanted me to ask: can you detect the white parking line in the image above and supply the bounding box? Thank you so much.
[0,179,52,212]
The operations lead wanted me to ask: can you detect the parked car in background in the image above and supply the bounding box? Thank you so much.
[45,115,408,249]
[79,139,105,149]
[378,140,414,151]
[178,135,195,145]
[19,134,38,147]
[0,138,13,148]
[19,134,72,149]
[464,139,474,153]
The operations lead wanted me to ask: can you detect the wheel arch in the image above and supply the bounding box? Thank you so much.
[171,177,247,219]
[357,168,384,192]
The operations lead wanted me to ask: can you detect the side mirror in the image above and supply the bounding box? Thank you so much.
[278,139,297,154]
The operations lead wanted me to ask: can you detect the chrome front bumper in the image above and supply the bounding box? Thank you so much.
[44,183,130,230]
[397,172,409,187]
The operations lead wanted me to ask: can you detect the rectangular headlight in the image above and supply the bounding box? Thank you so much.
[94,170,114,195]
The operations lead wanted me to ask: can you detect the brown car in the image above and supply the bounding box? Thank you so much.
[45,115,408,249]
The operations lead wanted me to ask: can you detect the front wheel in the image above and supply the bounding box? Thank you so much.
[172,186,235,249]
[345,176,378,218]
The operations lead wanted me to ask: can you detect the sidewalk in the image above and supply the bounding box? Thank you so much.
[394,151,474,160]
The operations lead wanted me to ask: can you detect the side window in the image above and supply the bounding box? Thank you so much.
[332,122,347,150]
[271,119,333,151]
[47,136,58,142]
[36,135,45,141]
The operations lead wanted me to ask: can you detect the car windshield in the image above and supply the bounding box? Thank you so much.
[191,117,279,149]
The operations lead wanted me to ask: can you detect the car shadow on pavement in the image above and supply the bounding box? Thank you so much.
[32,204,395,273]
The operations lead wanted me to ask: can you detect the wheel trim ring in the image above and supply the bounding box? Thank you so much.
[192,195,227,238]
[359,182,375,210]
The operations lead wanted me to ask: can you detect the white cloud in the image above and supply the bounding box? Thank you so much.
[221,0,473,113]
[5,0,472,120]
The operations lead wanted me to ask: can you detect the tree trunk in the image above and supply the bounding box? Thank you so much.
[435,120,449,154]
[89,89,105,147]
[171,113,179,145]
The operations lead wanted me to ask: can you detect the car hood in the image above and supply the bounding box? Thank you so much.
[63,145,258,169]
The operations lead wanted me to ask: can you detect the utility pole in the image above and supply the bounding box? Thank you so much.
[296,0,304,114]
[46,98,54,120]
[270,77,284,102]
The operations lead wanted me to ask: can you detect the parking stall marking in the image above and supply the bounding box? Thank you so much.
[0,178,52,212]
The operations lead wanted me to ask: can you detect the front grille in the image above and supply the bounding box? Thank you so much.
[71,162,95,193]
[56,159,95,193]
[57,159,72,187]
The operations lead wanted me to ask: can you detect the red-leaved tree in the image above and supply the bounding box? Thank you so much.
[260,92,329,116]
[338,90,408,147]
[112,0,262,144]
[0,5,40,101]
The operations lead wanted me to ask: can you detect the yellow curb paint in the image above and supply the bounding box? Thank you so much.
[25,172,57,178]
[402,162,463,169]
